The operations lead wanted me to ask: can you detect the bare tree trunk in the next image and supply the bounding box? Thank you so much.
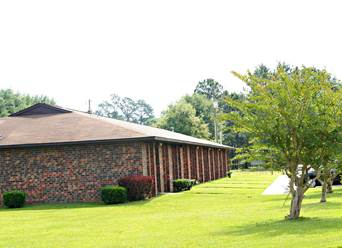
[327,178,333,194]
[320,179,327,203]
[288,184,304,219]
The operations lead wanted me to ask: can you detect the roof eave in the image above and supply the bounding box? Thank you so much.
[152,136,233,149]
[0,136,233,150]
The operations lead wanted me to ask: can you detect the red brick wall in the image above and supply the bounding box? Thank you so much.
[0,141,230,204]
[0,142,144,204]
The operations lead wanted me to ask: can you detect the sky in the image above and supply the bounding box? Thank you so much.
[0,0,342,116]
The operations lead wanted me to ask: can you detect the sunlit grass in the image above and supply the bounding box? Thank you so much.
[1,171,341,248]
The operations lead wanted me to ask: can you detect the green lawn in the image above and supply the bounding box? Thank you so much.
[1,171,342,248]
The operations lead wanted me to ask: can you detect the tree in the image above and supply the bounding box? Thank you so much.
[194,79,225,142]
[96,94,155,125]
[0,89,55,117]
[220,91,249,156]
[311,85,342,202]
[225,65,341,219]
[155,100,210,139]
[183,94,216,140]
[252,63,342,203]
[194,78,223,100]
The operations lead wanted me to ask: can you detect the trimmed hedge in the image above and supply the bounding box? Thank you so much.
[118,175,154,201]
[3,191,26,208]
[173,179,196,192]
[101,186,127,204]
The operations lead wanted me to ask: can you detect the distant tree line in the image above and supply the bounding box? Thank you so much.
[95,94,155,125]
[95,79,249,155]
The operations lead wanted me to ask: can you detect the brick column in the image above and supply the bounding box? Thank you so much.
[152,143,158,193]
[168,145,174,192]
[217,149,220,179]
[223,151,227,175]
[196,147,200,181]
[208,148,212,180]
[187,145,191,179]
[158,143,165,193]
[142,143,148,176]
[180,146,184,178]
[201,147,205,182]
[212,149,216,179]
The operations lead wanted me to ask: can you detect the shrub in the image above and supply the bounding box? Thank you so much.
[3,191,26,208]
[227,171,232,178]
[173,179,193,192]
[118,175,154,201]
[190,179,198,186]
[101,186,127,204]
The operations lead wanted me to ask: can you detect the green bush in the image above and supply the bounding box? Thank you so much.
[173,179,193,192]
[190,179,198,186]
[3,191,26,208]
[101,186,127,204]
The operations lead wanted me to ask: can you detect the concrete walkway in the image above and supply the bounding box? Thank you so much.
[262,175,290,195]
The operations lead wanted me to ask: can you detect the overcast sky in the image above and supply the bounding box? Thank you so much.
[0,0,341,116]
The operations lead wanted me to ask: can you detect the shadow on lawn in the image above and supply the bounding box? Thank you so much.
[261,187,342,202]
[199,186,265,190]
[214,217,342,237]
[0,195,163,212]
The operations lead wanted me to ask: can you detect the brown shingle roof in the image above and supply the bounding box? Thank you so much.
[0,103,231,149]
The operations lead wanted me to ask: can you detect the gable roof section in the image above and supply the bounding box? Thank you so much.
[10,103,71,116]
[0,104,231,149]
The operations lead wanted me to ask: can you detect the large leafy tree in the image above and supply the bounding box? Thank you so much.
[155,100,210,139]
[96,94,155,125]
[252,64,342,202]
[0,89,55,117]
[225,65,341,219]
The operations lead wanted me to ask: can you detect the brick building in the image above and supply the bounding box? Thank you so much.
[0,103,231,204]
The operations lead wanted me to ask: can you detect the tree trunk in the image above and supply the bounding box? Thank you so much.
[288,185,304,219]
[327,178,333,194]
[320,179,327,203]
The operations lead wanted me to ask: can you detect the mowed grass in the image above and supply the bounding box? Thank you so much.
[1,171,342,248]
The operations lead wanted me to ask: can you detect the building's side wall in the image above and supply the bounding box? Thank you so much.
[142,142,229,193]
[0,143,143,204]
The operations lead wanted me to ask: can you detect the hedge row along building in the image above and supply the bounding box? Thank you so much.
[0,103,231,204]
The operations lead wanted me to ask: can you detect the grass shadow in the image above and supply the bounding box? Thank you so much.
[0,194,164,212]
[214,217,342,237]
[199,186,265,190]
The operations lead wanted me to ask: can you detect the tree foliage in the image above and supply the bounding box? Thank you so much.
[0,89,55,117]
[194,78,223,100]
[96,94,155,125]
[220,91,249,154]
[193,79,250,149]
[183,94,216,140]
[155,100,210,139]
[225,64,342,219]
